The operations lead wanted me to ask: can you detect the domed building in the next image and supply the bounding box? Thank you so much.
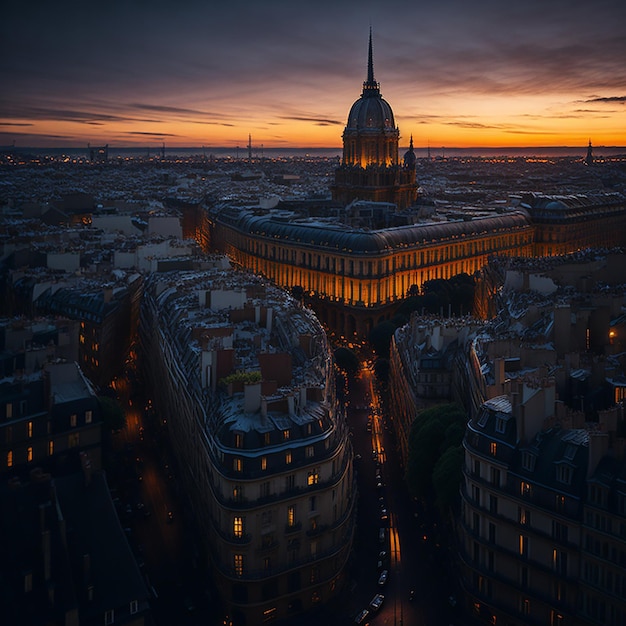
[331,30,418,210]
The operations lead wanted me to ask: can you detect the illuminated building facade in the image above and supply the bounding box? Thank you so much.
[521,192,626,257]
[331,29,417,210]
[139,260,356,626]
[208,206,534,337]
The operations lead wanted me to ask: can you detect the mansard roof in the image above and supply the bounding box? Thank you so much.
[225,209,531,255]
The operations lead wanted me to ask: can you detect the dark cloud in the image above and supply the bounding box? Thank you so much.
[279,116,343,126]
[583,96,626,103]
[126,131,180,137]
[130,104,215,116]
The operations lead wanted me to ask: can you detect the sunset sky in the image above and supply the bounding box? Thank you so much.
[1,0,625,150]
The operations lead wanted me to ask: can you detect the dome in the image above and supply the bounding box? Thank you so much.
[346,95,396,131]
[344,29,396,132]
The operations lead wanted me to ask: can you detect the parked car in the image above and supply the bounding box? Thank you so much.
[354,608,369,624]
[369,593,385,612]
[378,569,388,586]
[377,550,388,569]
[378,528,386,543]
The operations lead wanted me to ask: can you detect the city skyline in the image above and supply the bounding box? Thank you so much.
[1,0,625,150]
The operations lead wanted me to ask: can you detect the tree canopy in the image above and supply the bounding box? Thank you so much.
[334,346,360,375]
[98,396,126,431]
[405,403,466,510]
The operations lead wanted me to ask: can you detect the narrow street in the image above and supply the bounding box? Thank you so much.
[341,363,463,626]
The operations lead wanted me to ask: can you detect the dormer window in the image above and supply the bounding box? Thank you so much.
[522,451,536,472]
[556,464,572,485]
[495,417,506,434]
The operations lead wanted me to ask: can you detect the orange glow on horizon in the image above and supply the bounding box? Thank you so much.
[3,90,625,150]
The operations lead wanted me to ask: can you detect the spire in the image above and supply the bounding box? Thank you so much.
[585,138,593,166]
[367,27,374,85]
[362,27,380,96]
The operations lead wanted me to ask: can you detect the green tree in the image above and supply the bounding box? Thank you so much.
[406,416,446,498]
[291,285,304,304]
[334,347,360,375]
[405,403,466,500]
[98,396,126,431]
[368,320,397,358]
[432,445,464,514]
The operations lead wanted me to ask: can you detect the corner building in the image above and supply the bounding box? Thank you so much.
[138,258,356,625]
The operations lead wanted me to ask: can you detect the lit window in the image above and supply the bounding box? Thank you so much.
[70,414,77,428]
[307,469,319,486]
[551,611,564,626]
[28,421,33,438]
[7,450,12,468]
[518,507,530,525]
[287,505,295,527]
[233,485,242,501]
[85,410,92,424]
[27,446,33,462]
[520,481,532,497]
[519,534,528,557]
[264,432,271,445]
[490,442,497,456]
[234,433,242,448]
[285,451,292,465]
[233,516,243,538]
[283,429,290,441]
[234,458,242,472]
[261,456,267,471]
[234,554,244,576]
[48,441,54,456]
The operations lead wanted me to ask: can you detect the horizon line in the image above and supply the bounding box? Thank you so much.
[4,144,626,151]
